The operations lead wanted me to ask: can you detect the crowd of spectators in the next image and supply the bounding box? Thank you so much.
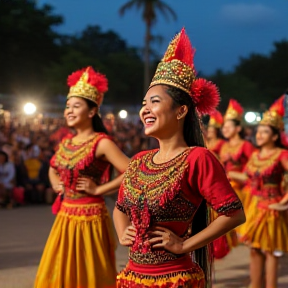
[0,113,153,209]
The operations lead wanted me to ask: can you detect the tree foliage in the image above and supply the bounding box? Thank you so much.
[0,0,63,95]
[0,0,287,109]
[209,40,288,110]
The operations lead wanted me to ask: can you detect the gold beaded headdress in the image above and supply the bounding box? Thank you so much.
[208,110,223,128]
[149,28,220,115]
[224,99,244,121]
[260,95,284,130]
[67,66,108,107]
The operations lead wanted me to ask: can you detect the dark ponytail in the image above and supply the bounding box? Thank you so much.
[84,99,108,134]
[166,86,205,147]
[165,86,212,287]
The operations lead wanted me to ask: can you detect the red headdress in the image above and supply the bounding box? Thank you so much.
[224,99,244,121]
[149,28,220,115]
[260,95,284,130]
[67,66,108,107]
[208,110,223,128]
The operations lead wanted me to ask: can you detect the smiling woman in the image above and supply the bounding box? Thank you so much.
[113,28,245,288]
[34,66,130,288]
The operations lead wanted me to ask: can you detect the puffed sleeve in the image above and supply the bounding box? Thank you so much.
[189,148,243,216]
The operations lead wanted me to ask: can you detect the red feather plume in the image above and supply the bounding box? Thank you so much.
[164,28,196,70]
[67,68,86,87]
[67,66,108,93]
[190,78,220,115]
[270,95,284,116]
[210,110,223,125]
[228,99,244,115]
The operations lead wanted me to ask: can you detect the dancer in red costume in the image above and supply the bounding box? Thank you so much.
[206,110,225,159]
[230,95,288,288]
[113,28,245,288]
[220,99,255,209]
[34,67,130,288]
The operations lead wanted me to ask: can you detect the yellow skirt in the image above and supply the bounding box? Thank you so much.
[34,200,117,288]
[239,195,288,253]
[229,180,248,235]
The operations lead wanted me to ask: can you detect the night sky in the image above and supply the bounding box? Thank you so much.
[39,0,288,75]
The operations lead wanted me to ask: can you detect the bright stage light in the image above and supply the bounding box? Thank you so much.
[244,112,257,123]
[23,102,37,115]
[119,110,128,119]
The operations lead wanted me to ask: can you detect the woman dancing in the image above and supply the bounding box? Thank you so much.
[232,96,288,288]
[34,66,130,288]
[113,28,245,288]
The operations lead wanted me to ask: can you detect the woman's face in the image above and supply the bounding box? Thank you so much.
[139,85,180,138]
[64,97,94,128]
[222,120,239,139]
[256,125,277,147]
[207,126,217,140]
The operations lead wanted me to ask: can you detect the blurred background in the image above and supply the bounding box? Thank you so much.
[0,0,287,206]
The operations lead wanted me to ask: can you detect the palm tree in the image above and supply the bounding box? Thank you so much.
[119,0,177,91]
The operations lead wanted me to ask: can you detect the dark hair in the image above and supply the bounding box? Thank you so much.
[166,86,205,147]
[226,119,245,139]
[165,86,211,286]
[0,150,8,163]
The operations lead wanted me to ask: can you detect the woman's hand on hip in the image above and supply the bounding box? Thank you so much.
[148,226,184,254]
[119,225,136,246]
[52,181,64,194]
[76,177,97,195]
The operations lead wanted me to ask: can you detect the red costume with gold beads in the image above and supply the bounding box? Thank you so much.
[34,67,117,288]
[115,28,242,288]
[239,96,288,253]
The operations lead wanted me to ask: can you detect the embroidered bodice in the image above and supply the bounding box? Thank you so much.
[219,140,254,172]
[50,133,111,200]
[116,147,242,265]
[244,149,288,199]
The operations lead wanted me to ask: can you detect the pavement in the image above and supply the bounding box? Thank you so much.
[0,204,287,288]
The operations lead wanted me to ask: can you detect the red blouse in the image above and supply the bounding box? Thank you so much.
[244,149,288,199]
[116,147,242,266]
[207,139,225,158]
[219,140,255,173]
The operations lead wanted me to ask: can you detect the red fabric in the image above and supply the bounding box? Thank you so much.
[212,235,230,259]
[116,147,243,265]
[187,148,241,215]
[51,194,62,215]
[220,140,255,173]
[127,255,195,274]
[210,139,225,157]
[12,187,25,204]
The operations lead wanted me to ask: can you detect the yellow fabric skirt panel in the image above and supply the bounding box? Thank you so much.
[239,195,288,253]
[34,200,117,288]
[240,185,253,214]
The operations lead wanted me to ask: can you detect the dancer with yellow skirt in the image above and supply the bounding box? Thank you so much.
[206,110,232,259]
[34,67,130,288]
[113,28,245,288]
[232,95,288,288]
[220,99,255,209]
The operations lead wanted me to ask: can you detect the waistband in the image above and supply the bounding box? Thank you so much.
[127,255,201,274]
